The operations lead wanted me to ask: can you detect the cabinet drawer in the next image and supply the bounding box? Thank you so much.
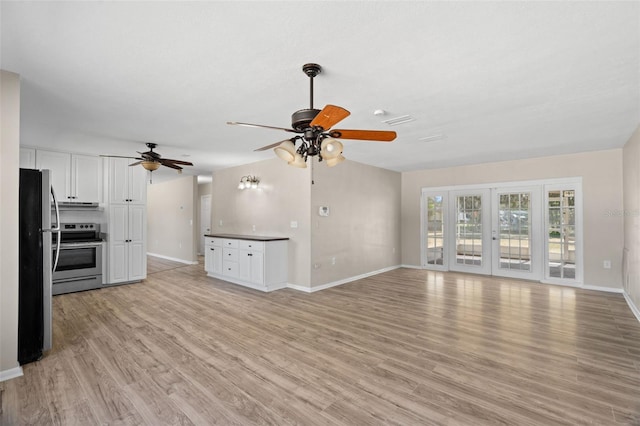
[223,260,238,278]
[205,237,221,247]
[223,247,238,262]
[221,239,238,248]
[239,240,265,252]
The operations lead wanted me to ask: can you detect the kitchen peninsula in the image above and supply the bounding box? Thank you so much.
[204,234,288,292]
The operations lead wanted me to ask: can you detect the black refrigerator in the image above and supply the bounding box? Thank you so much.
[18,168,60,364]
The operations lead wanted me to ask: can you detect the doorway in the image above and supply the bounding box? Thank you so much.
[199,194,211,255]
[422,179,581,284]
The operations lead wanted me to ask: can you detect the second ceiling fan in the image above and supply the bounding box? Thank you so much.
[227,63,397,168]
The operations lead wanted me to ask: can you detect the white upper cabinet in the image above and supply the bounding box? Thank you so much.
[36,150,103,203]
[108,158,147,204]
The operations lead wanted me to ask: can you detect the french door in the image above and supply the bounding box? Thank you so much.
[422,180,579,283]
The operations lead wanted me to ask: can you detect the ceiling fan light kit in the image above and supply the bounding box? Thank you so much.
[228,63,397,168]
[141,160,160,171]
[102,143,194,183]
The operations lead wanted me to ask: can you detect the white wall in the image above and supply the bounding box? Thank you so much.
[147,176,198,263]
[211,158,312,288]
[311,160,401,287]
[401,149,624,290]
[623,125,640,315]
[0,70,21,377]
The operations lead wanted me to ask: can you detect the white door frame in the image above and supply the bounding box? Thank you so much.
[199,194,212,255]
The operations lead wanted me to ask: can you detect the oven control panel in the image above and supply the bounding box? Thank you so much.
[62,223,99,231]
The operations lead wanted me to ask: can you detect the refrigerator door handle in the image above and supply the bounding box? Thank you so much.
[40,185,61,273]
[50,186,61,272]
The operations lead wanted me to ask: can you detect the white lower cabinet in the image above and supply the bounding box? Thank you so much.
[204,236,287,291]
[204,238,222,275]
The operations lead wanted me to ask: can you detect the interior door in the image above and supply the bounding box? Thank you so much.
[449,189,491,275]
[491,187,542,280]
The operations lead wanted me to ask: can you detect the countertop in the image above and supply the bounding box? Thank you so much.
[204,233,289,242]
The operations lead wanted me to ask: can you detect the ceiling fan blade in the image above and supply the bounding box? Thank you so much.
[129,161,143,166]
[227,121,299,133]
[161,159,193,166]
[310,105,350,130]
[100,154,142,160]
[329,129,397,142]
[254,139,293,152]
[161,162,183,171]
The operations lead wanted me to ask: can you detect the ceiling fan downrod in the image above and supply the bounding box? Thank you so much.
[302,63,321,110]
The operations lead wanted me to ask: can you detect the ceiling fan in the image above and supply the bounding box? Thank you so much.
[101,142,193,180]
[227,63,397,168]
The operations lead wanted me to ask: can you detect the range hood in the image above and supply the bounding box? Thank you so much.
[54,201,101,210]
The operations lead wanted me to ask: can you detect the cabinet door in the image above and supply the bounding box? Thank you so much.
[128,205,146,243]
[128,241,146,281]
[212,246,222,274]
[109,241,128,283]
[72,154,103,203]
[36,150,71,201]
[249,251,265,285]
[108,205,128,285]
[19,148,36,169]
[238,249,251,281]
[205,245,214,272]
[109,205,128,243]
[205,245,222,274]
[128,165,147,204]
[109,158,130,203]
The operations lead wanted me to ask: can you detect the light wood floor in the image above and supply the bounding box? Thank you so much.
[2,257,640,425]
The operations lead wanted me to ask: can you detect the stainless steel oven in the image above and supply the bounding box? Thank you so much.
[52,223,104,295]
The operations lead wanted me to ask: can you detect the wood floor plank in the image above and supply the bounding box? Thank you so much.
[2,256,639,425]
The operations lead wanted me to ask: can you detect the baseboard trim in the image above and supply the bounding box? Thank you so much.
[623,291,640,323]
[287,265,401,293]
[147,252,198,265]
[400,264,423,269]
[0,366,23,382]
[582,285,623,293]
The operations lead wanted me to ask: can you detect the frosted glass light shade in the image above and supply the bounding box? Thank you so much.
[274,140,296,162]
[325,154,345,167]
[288,153,307,168]
[320,138,343,160]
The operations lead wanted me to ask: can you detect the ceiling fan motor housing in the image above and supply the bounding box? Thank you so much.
[291,108,321,131]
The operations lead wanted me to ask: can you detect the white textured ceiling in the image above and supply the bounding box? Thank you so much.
[2,1,639,180]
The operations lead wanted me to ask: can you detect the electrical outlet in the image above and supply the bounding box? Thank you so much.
[331,257,336,265]
[290,221,298,228]
[252,224,256,231]
[219,220,223,227]
[603,260,611,269]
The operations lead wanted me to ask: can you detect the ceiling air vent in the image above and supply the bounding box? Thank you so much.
[418,133,447,143]
[382,115,415,126]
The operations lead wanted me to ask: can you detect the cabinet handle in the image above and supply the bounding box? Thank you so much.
[248,253,253,257]
[210,248,214,251]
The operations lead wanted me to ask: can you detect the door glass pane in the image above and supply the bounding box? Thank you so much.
[547,190,576,279]
[498,192,531,272]
[426,195,445,265]
[456,195,483,266]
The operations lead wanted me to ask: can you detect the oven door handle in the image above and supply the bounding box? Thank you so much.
[59,242,104,248]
